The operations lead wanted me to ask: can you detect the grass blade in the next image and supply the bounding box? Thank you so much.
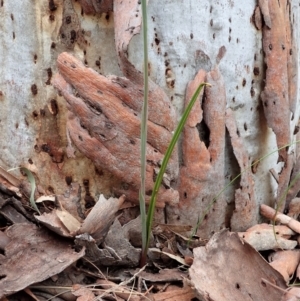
[139,0,149,265]
[140,82,210,265]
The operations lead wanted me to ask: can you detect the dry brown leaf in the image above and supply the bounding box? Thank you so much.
[138,268,187,283]
[0,223,84,298]
[189,230,286,301]
[96,279,141,301]
[152,287,196,301]
[281,287,300,301]
[72,284,95,301]
[79,194,125,242]
[269,250,300,282]
[35,210,73,237]
[238,223,297,251]
[56,209,81,233]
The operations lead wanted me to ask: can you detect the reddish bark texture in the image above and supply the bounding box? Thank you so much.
[260,0,295,210]
[53,53,179,207]
[226,108,257,231]
[167,65,227,238]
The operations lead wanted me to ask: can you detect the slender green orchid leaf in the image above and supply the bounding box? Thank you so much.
[21,167,41,215]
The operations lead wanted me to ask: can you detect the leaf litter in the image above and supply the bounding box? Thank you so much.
[2,1,300,301]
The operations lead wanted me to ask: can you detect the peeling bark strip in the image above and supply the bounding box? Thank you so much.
[260,0,291,158]
[260,0,294,210]
[226,108,257,231]
[167,66,227,239]
[53,53,179,207]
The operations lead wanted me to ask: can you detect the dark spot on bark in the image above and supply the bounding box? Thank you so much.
[40,109,46,117]
[229,27,231,33]
[242,78,246,86]
[196,120,210,148]
[49,0,57,11]
[12,32,15,39]
[61,33,65,39]
[213,33,215,39]
[184,192,187,199]
[31,84,38,95]
[151,16,155,21]
[28,158,33,164]
[244,123,247,131]
[32,110,38,119]
[10,13,14,21]
[15,122,19,129]
[70,30,77,43]
[282,44,285,50]
[49,14,55,21]
[130,139,135,145]
[229,18,232,23]
[41,143,51,153]
[146,190,153,196]
[154,38,160,45]
[190,33,194,39]
[95,60,100,67]
[45,68,52,85]
[105,12,110,21]
[228,36,231,42]
[105,121,113,129]
[210,6,213,13]
[66,16,71,24]
[232,97,235,102]
[250,87,255,97]
[290,49,293,55]
[48,186,55,193]
[50,99,58,115]
[78,135,83,141]
[236,129,240,137]
[253,67,260,75]
[85,195,95,209]
[65,176,72,185]
[210,19,213,26]
[51,42,56,49]
[269,44,272,50]
[294,125,299,135]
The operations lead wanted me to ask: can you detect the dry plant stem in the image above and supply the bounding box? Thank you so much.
[260,204,300,233]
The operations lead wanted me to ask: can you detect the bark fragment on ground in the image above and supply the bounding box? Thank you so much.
[189,230,286,301]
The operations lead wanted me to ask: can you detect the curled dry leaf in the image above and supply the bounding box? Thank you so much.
[260,204,300,234]
[79,194,125,242]
[189,230,287,301]
[238,223,297,251]
[0,223,85,299]
[269,250,300,283]
[281,287,300,301]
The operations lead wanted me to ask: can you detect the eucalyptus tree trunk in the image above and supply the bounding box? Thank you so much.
[0,0,299,238]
